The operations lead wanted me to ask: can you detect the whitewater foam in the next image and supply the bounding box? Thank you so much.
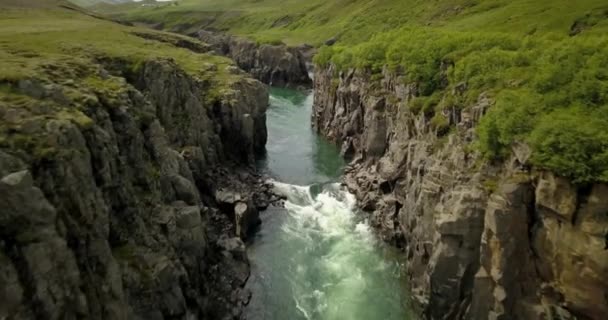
[264,180,409,319]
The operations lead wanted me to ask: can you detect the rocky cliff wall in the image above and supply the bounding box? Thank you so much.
[197,30,312,89]
[0,57,271,320]
[313,66,608,320]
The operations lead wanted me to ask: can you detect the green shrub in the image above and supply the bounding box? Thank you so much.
[422,92,441,115]
[409,93,440,115]
[409,97,425,114]
[529,108,608,184]
[313,45,334,67]
[477,90,542,159]
[430,113,450,136]
[331,48,354,70]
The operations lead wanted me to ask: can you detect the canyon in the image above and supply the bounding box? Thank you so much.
[2,1,608,320]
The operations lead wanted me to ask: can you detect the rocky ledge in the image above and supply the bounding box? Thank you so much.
[197,30,312,89]
[313,65,608,320]
[0,56,273,319]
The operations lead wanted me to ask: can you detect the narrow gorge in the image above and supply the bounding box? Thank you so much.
[245,88,412,319]
[2,1,608,320]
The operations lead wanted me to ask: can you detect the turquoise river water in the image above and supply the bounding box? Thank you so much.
[245,87,413,320]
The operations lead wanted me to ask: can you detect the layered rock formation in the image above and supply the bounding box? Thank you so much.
[313,66,608,319]
[197,30,312,89]
[0,56,270,319]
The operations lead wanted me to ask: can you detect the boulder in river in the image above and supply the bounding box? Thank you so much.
[235,201,261,240]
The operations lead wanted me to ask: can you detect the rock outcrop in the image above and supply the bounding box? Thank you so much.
[0,56,270,319]
[197,30,312,89]
[313,65,608,319]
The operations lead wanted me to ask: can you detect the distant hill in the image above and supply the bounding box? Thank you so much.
[116,0,608,46]
[0,0,71,7]
[69,0,131,7]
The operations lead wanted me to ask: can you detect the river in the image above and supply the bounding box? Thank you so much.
[245,87,413,320]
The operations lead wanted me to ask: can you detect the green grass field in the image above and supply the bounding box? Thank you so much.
[112,0,608,45]
[0,3,237,83]
[0,1,242,160]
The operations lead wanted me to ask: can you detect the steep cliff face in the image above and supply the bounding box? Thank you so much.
[313,66,608,319]
[0,56,269,319]
[197,30,312,89]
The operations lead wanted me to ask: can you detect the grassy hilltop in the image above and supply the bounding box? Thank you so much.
[0,0,240,160]
[111,0,608,45]
[112,0,608,183]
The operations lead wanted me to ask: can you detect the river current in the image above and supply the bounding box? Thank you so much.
[245,87,412,320]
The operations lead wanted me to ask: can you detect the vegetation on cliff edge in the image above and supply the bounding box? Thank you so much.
[85,0,608,182]
[315,26,608,183]
[0,3,242,162]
